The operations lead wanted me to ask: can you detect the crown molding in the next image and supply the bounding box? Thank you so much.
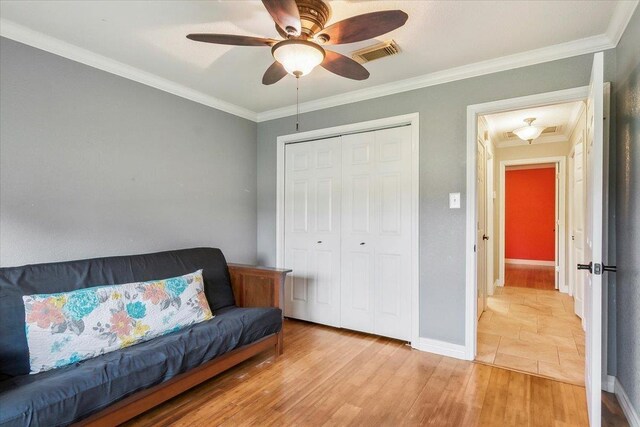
[0,19,258,122]
[607,0,639,45]
[2,0,637,124]
[256,33,615,122]
[496,134,569,149]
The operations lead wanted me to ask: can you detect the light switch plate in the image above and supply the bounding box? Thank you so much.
[449,192,461,209]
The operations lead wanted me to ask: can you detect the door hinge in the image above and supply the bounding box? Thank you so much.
[594,263,602,275]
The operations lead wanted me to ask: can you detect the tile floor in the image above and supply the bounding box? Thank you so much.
[477,286,585,385]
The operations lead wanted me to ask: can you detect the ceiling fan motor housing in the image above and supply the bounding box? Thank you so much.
[296,0,331,38]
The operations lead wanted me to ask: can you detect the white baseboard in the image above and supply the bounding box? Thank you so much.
[414,337,467,360]
[603,374,615,393]
[615,377,640,427]
[505,258,555,266]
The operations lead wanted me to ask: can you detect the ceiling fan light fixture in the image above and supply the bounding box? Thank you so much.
[272,39,325,77]
[513,117,545,143]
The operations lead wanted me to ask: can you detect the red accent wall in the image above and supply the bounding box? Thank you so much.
[505,168,556,261]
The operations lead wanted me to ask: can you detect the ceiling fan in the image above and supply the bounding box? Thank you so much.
[186,0,408,85]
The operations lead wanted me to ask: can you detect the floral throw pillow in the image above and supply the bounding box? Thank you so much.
[23,270,213,374]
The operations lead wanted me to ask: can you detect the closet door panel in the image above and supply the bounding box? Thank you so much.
[380,173,401,234]
[292,180,310,232]
[343,250,374,332]
[315,249,334,305]
[373,126,412,340]
[377,253,401,315]
[341,132,376,333]
[340,126,411,340]
[284,138,341,327]
[316,178,334,232]
[351,175,372,233]
[291,249,309,303]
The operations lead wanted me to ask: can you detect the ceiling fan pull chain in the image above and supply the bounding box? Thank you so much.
[296,75,300,132]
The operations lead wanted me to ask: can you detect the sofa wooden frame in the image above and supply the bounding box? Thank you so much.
[74,264,291,427]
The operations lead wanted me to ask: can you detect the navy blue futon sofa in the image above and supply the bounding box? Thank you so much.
[0,248,289,426]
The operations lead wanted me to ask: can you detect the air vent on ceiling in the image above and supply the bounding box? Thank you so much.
[505,126,558,139]
[351,40,400,64]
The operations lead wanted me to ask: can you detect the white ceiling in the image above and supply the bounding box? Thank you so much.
[483,100,585,147]
[0,1,637,121]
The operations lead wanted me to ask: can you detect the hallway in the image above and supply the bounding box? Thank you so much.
[477,285,585,385]
[505,264,556,290]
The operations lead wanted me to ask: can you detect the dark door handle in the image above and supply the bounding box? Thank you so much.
[360,242,366,245]
[482,234,489,241]
[603,265,617,273]
[577,262,592,273]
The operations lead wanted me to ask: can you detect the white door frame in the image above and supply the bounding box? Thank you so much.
[568,145,576,297]
[568,141,586,312]
[498,157,567,293]
[486,153,495,296]
[601,82,611,392]
[465,86,588,360]
[275,113,420,347]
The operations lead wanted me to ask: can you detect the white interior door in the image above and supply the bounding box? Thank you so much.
[476,138,487,319]
[341,126,412,340]
[284,138,342,327]
[572,141,585,319]
[583,52,604,427]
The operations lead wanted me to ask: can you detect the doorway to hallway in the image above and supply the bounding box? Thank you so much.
[467,57,611,424]
[474,102,586,386]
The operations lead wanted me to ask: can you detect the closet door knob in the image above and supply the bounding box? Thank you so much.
[317,241,322,244]
[360,242,366,245]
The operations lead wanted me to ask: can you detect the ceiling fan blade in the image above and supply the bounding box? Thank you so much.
[262,0,301,36]
[321,50,369,81]
[318,10,408,45]
[262,61,288,85]
[186,34,278,46]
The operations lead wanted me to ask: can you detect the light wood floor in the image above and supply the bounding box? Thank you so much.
[478,286,585,385]
[123,318,616,427]
[505,264,556,290]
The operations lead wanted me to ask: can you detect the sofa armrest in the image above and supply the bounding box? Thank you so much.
[227,264,291,311]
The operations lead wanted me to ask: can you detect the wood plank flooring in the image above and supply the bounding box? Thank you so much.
[122,318,628,427]
[478,286,585,385]
[505,264,556,290]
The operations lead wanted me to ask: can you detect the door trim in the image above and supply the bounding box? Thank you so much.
[486,153,495,296]
[498,156,567,294]
[275,113,420,348]
[465,86,589,360]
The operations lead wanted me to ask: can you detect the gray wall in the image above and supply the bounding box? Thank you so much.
[257,51,616,344]
[0,37,258,267]
[614,5,640,414]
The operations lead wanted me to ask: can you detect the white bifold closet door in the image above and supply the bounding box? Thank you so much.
[284,137,342,327]
[284,126,412,341]
[340,126,412,341]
